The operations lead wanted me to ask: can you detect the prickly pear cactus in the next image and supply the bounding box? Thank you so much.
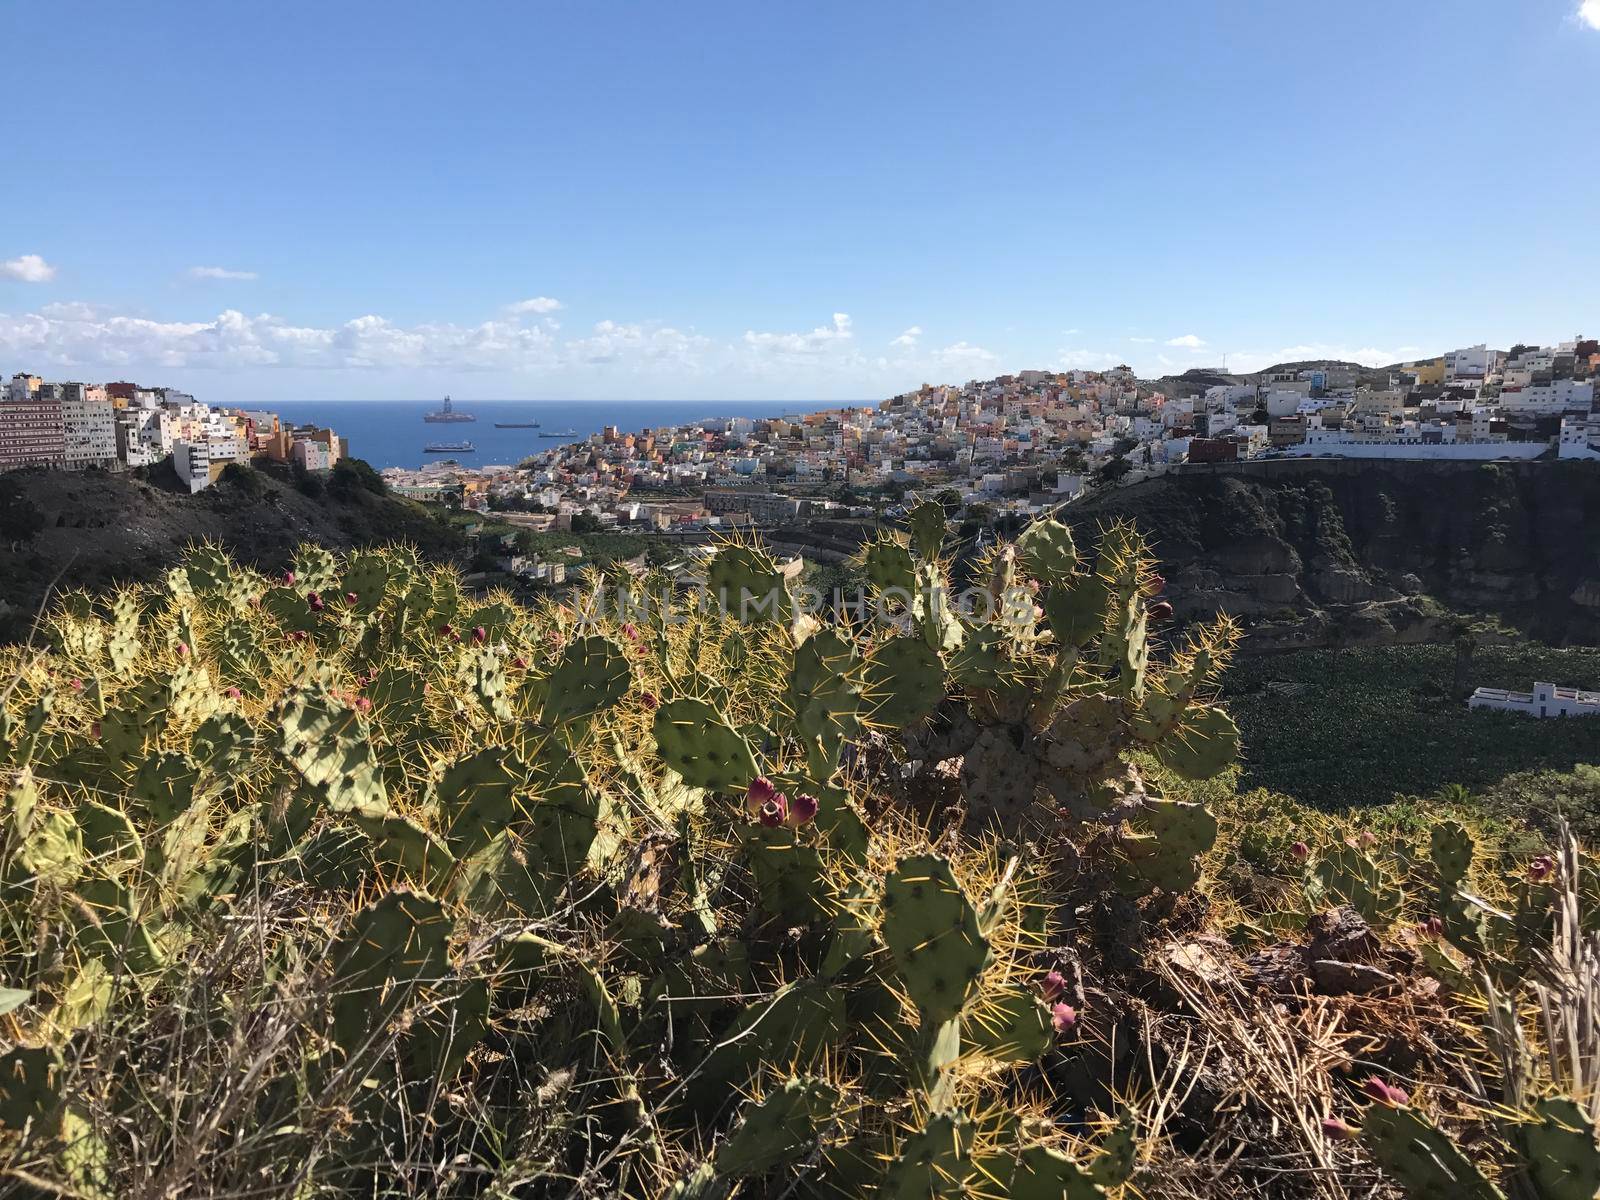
[881,854,989,1027]
[327,888,450,1059]
[542,635,630,724]
[653,698,759,793]
[862,636,944,729]
[275,687,388,817]
[1361,1100,1506,1200]
[706,542,789,623]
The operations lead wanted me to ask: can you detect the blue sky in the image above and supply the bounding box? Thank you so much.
[3,1,1598,404]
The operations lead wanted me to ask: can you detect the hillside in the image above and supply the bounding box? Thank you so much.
[1065,459,1600,648]
[2,527,1596,1197]
[0,462,467,640]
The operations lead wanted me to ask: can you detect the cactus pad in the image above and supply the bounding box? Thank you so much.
[542,635,630,724]
[327,888,451,1058]
[653,698,759,793]
[964,984,1053,1064]
[863,636,944,729]
[1153,705,1240,781]
[0,1045,61,1131]
[1430,821,1475,888]
[436,746,525,857]
[881,1111,975,1198]
[706,543,788,623]
[1361,1101,1505,1199]
[1015,516,1079,585]
[881,854,989,1026]
[275,687,389,818]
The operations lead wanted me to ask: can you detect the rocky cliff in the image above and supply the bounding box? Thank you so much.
[1065,459,1600,649]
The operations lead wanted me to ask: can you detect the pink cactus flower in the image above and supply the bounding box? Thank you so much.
[640,691,659,710]
[345,592,359,606]
[1417,916,1443,937]
[69,677,83,692]
[786,793,819,828]
[512,656,529,670]
[472,626,487,643]
[225,686,242,700]
[758,796,789,828]
[1041,969,1068,1002]
[1529,854,1556,883]
[282,570,296,586]
[354,696,372,713]
[90,720,101,740]
[291,630,308,642]
[307,591,324,612]
[1290,841,1310,862]
[1361,1076,1408,1107]
[622,622,640,642]
[1321,1115,1359,1141]
[1051,1003,1077,1033]
[745,776,779,816]
[439,623,454,637]
[1147,600,1174,623]
[176,642,190,658]
[1358,830,1378,849]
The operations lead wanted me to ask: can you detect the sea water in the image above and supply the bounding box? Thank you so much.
[269,399,837,470]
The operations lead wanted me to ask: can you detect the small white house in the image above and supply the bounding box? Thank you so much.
[1469,682,1600,719]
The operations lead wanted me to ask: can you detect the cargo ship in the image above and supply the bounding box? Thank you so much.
[424,440,475,453]
[423,395,476,423]
[539,429,577,438]
[493,420,541,428]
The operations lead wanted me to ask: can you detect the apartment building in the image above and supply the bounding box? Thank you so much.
[54,383,119,469]
[0,393,67,469]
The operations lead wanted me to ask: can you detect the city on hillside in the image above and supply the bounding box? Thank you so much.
[5,338,1596,527]
[0,375,345,492]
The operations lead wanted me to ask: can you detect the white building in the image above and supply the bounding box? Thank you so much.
[1558,415,1600,459]
[58,384,118,469]
[1444,344,1493,381]
[1500,379,1593,416]
[1469,682,1600,719]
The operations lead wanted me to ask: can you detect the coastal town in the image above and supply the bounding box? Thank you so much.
[3,336,1596,534]
[0,374,346,492]
[379,335,1600,533]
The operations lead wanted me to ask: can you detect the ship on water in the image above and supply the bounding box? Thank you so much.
[424,440,475,453]
[539,429,577,438]
[493,420,541,428]
[423,395,476,423]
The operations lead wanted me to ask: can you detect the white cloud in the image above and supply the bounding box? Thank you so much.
[890,325,922,348]
[928,341,998,370]
[3,255,57,283]
[1061,327,1082,336]
[1053,348,1125,371]
[743,312,853,357]
[188,266,258,281]
[569,320,711,368]
[0,300,1011,400]
[507,296,563,315]
[1579,0,1600,30]
[1166,334,1206,349]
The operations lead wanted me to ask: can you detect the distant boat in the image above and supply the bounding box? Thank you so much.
[424,440,475,453]
[539,429,578,438]
[493,420,542,428]
[423,395,476,423]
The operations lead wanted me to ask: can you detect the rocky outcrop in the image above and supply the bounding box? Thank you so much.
[1068,459,1600,647]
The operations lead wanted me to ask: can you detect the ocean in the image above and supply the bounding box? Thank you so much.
[268,399,839,471]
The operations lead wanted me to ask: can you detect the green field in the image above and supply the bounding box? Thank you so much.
[1224,641,1600,808]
